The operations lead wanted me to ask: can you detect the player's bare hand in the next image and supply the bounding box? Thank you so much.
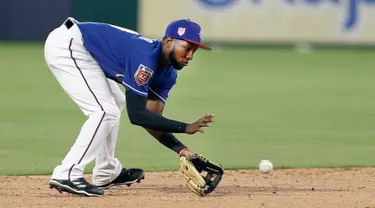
[185,113,215,134]
[179,148,194,159]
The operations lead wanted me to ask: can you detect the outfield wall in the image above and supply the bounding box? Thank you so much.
[0,0,72,41]
[139,0,375,46]
[0,0,138,41]
[2,0,375,46]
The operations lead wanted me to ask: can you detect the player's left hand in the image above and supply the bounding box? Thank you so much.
[185,113,215,135]
[178,152,224,196]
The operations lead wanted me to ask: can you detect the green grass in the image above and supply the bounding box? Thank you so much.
[0,42,374,175]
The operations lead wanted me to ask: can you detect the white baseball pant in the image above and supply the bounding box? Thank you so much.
[44,18,123,186]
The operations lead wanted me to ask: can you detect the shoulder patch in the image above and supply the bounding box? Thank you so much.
[134,64,153,86]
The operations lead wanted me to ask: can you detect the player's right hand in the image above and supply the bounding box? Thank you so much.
[185,113,214,134]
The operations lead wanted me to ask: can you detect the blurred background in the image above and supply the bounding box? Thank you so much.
[0,0,374,175]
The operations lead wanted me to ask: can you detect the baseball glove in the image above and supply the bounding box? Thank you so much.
[178,153,224,196]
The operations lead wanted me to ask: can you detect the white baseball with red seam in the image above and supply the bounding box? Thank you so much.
[259,160,273,174]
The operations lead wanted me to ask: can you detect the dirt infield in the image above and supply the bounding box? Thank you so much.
[1,168,375,208]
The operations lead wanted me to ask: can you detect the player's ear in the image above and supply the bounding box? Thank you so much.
[166,37,174,48]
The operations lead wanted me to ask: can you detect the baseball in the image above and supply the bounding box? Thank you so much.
[259,160,273,174]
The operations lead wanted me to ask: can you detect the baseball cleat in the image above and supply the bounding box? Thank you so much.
[49,178,104,197]
[96,168,145,189]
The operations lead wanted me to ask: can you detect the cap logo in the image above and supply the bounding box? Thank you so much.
[177,27,186,36]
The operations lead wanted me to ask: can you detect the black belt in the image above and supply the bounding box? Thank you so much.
[64,19,75,29]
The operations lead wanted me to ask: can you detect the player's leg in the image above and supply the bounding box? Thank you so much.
[92,80,144,188]
[92,80,123,185]
[44,19,120,196]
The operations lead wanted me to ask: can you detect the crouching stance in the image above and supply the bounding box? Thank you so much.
[44,17,223,197]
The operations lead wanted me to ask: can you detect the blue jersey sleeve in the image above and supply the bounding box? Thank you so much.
[122,55,155,97]
[148,68,177,103]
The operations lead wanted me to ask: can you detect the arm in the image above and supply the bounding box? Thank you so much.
[144,97,188,155]
[125,89,214,135]
[125,89,188,133]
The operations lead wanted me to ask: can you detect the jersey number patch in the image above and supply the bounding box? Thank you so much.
[134,64,153,86]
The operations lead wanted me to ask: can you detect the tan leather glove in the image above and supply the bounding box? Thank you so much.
[178,153,224,196]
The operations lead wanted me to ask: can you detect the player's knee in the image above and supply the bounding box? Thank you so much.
[104,108,121,121]
[86,107,121,121]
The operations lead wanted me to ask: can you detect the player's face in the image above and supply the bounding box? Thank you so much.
[169,39,198,70]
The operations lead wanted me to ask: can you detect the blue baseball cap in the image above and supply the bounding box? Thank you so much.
[164,19,212,50]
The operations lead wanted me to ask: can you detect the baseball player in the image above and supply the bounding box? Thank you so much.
[44,17,223,197]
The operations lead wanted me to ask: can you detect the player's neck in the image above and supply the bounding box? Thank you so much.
[158,45,171,69]
[157,56,170,70]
